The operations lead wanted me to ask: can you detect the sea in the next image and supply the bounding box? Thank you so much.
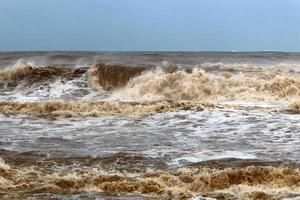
[0,52,299,199]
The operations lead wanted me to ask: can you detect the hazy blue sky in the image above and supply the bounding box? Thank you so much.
[0,0,299,51]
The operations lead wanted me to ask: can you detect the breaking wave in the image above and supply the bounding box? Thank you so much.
[111,68,300,102]
[88,63,153,91]
[1,62,300,116]
[0,62,88,85]
[0,157,299,199]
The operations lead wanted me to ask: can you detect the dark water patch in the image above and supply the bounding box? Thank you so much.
[0,149,167,172]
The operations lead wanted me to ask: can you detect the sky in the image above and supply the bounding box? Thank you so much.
[0,0,299,51]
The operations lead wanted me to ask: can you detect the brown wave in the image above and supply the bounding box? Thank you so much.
[0,156,299,200]
[0,63,154,91]
[111,68,300,102]
[88,63,154,91]
[2,63,300,104]
[88,63,184,91]
[0,64,88,88]
[0,100,215,117]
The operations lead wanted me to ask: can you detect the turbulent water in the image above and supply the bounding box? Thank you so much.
[0,52,300,200]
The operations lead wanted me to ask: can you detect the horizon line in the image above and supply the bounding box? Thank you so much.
[0,50,300,53]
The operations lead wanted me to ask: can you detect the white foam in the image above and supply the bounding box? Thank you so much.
[171,151,257,166]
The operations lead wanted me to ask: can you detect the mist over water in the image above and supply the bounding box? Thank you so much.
[0,52,300,199]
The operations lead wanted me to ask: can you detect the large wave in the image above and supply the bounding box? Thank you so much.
[111,68,300,102]
[1,62,300,116]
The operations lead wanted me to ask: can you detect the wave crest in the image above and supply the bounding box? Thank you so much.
[111,68,300,102]
[0,63,88,86]
[1,63,300,106]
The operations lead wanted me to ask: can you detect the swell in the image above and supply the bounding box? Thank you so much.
[0,100,215,117]
[0,157,299,200]
[198,62,300,73]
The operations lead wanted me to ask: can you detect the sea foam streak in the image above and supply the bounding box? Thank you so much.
[0,100,214,117]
